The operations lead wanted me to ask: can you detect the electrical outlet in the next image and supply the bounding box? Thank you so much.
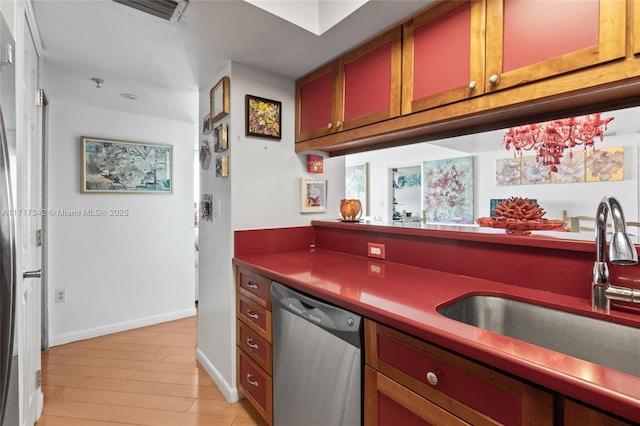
[367,243,386,259]
[55,289,66,303]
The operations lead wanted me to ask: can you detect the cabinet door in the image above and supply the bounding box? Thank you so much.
[365,366,470,426]
[339,27,402,131]
[295,61,339,142]
[563,399,633,426]
[402,0,486,115]
[485,0,626,92]
[634,0,640,56]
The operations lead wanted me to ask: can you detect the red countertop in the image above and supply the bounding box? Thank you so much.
[233,247,640,423]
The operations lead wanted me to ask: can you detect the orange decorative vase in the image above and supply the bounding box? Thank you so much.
[339,199,362,221]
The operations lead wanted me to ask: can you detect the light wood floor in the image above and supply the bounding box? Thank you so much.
[36,315,267,426]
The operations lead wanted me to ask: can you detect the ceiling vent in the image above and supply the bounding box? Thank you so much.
[113,0,189,22]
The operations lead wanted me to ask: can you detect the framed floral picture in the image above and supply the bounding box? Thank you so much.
[246,94,281,140]
[300,178,326,213]
[423,156,473,224]
[81,136,172,193]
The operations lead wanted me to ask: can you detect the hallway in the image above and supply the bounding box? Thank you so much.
[36,316,266,425]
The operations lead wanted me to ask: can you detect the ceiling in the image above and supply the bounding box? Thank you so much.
[32,0,433,123]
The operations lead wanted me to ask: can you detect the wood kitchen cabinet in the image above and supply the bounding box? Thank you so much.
[402,0,486,115]
[634,0,640,56]
[236,268,273,425]
[295,27,402,142]
[364,320,554,426]
[484,0,626,93]
[563,399,634,426]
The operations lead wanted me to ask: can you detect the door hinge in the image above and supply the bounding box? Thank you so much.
[36,89,44,107]
[36,229,43,246]
[35,370,41,388]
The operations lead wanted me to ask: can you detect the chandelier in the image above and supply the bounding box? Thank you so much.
[503,113,614,172]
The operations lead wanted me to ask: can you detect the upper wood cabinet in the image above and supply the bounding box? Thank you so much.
[295,27,402,143]
[634,0,640,56]
[485,0,626,92]
[402,0,486,115]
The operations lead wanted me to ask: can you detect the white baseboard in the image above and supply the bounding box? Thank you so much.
[49,307,197,347]
[196,347,239,403]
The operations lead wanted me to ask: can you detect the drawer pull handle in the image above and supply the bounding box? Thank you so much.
[246,373,259,387]
[246,282,259,289]
[246,309,259,319]
[246,338,259,349]
[426,371,439,386]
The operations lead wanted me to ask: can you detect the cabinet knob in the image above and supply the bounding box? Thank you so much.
[488,74,499,85]
[426,371,439,386]
[246,373,259,387]
[327,123,333,129]
[336,121,342,128]
[468,81,476,90]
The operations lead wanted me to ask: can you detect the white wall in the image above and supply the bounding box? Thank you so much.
[348,107,640,226]
[196,61,344,403]
[46,101,196,345]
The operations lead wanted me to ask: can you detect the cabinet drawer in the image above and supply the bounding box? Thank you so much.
[237,295,272,342]
[238,269,271,308]
[238,350,273,425]
[365,320,552,426]
[365,366,470,426]
[237,320,272,374]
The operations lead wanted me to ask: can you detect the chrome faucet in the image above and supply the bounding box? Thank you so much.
[592,196,639,312]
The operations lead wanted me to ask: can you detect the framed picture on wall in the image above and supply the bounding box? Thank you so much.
[300,178,327,213]
[213,122,228,152]
[81,136,172,193]
[246,94,282,140]
[210,76,230,123]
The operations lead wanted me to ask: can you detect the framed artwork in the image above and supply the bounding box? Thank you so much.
[300,178,327,213]
[345,163,368,215]
[214,122,228,152]
[423,156,473,224]
[246,94,281,139]
[210,76,230,123]
[81,136,172,193]
[202,114,212,135]
[199,139,212,170]
[215,155,229,178]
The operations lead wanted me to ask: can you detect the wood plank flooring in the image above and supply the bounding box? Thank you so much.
[36,315,267,426]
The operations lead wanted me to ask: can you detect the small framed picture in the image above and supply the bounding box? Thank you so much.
[300,178,327,213]
[213,122,228,152]
[199,140,212,170]
[202,114,212,135]
[210,76,230,123]
[215,155,229,178]
[246,94,281,140]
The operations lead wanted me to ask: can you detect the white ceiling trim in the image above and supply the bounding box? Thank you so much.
[244,0,369,35]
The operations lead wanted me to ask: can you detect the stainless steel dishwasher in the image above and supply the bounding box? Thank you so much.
[271,281,363,426]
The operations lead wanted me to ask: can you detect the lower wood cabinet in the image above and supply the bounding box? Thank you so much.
[236,267,273,425]
[364,319,554,425]
[563,398,634,426]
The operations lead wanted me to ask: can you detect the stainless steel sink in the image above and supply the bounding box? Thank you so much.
[437,295,640,377]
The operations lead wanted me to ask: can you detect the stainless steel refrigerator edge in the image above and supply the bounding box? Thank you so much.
[271,282,363,426]
[0,13,17,426]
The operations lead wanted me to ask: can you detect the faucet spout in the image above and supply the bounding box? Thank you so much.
[592,196,639,312]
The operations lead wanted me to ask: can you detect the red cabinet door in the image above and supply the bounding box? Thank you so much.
[485,0,626,92]
[339,27,402,131]
[634,1,640,56]
[402,0,486,115]
[295,61,339,142]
